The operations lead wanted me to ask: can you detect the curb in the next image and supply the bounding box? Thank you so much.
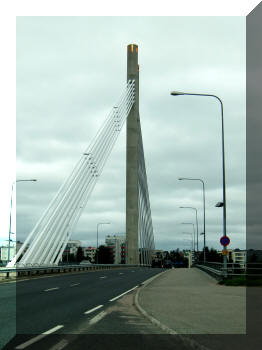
[134,269,212,350]
[135,269,176,334]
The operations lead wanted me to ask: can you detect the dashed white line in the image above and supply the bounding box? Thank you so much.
[119,272,124,275]
[109,285,138,302]
[70,283,80,287]
[89,310,107,325]
[43,325,64,334]
[15,325,64,349]
[84,304,104,314]
[49,338,69,350]
[99,276,107,279]
[44,287,59,292]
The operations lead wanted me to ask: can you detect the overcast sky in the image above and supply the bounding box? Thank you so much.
[5,16,246,251]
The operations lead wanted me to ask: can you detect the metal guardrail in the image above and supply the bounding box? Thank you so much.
[0,264,144,280]
[195,261,262,279]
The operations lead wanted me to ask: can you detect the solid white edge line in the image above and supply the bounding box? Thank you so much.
[15,325,64,349]
[89,310,107,326]
[109,285,138,302]
[84,304,104,314]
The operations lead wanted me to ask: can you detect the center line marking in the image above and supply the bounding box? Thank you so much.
[109,285,138,302]
[15,325,64,349]
[44,287,59,292]
[84,304,104,314]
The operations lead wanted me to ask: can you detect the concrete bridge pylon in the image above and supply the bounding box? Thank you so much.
[126,43,140,265]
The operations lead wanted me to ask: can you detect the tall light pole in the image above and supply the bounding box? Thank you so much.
[182,232,194,251]
[178,177,206,262]
[8,179,37,263]
[172,91,227,274]
[181,223,195,252]
[96,222,110,264]
[180,207,199,252]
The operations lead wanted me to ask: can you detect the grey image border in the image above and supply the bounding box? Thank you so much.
[2,7,261,350]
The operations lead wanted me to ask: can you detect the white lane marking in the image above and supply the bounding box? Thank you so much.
[70,283,80,287]
[119,272,124,275]
[99,276,107,279]
[84,304,104,314]
[109,285,138,302]
[15,325,64,349]
[89,310,107,325]
[49,338,69,350]
[43,325,64,334]
[44,287,59,292]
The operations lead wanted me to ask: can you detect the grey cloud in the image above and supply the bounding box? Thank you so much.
[14,16,246,252]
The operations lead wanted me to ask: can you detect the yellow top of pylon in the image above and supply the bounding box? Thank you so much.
[127,44,138,53]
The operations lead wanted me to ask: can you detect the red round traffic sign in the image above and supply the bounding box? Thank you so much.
[220,236,230,246]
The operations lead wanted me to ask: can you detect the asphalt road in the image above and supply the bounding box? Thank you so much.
[0,267,164,349]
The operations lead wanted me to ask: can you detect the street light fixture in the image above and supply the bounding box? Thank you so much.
[96,222,110,264]
[172,91,227,275]
[178,177,206,263]
[8,179,37,262]
[179,206,199,252]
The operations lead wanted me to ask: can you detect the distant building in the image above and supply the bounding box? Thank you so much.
[105,235,126,264]
[151,250,164,267]
[0,243,16,262]
[62,240,81,260]
[232,249,246,268]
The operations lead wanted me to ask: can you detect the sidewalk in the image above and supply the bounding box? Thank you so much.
[137,268,246,334]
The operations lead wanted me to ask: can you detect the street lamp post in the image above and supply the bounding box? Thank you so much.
[181,223,196,264]
[180,207,199,252]
[96,222,110,264]
[178,177,206,263]
[172,91,227,275]
[181,223,195,252]
[182,232,194,251]
[8,179,37,263]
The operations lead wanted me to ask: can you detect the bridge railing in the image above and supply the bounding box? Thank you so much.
[195,261,262,279]
[0,263,145,280]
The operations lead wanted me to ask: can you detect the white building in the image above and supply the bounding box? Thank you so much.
[105,235,126,264]
[62,240,82,260]
[232,249,246,268]
[0,244,16,263]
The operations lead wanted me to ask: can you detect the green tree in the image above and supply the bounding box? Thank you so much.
[76,247,84,262]
[95,245,114,264]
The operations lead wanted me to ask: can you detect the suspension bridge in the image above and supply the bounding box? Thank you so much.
[8,44,155,268]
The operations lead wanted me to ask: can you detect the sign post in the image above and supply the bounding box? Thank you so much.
[220,235,230,278]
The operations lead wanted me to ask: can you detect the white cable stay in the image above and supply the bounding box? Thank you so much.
[138,124,155,266]
[8,80,135,267]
